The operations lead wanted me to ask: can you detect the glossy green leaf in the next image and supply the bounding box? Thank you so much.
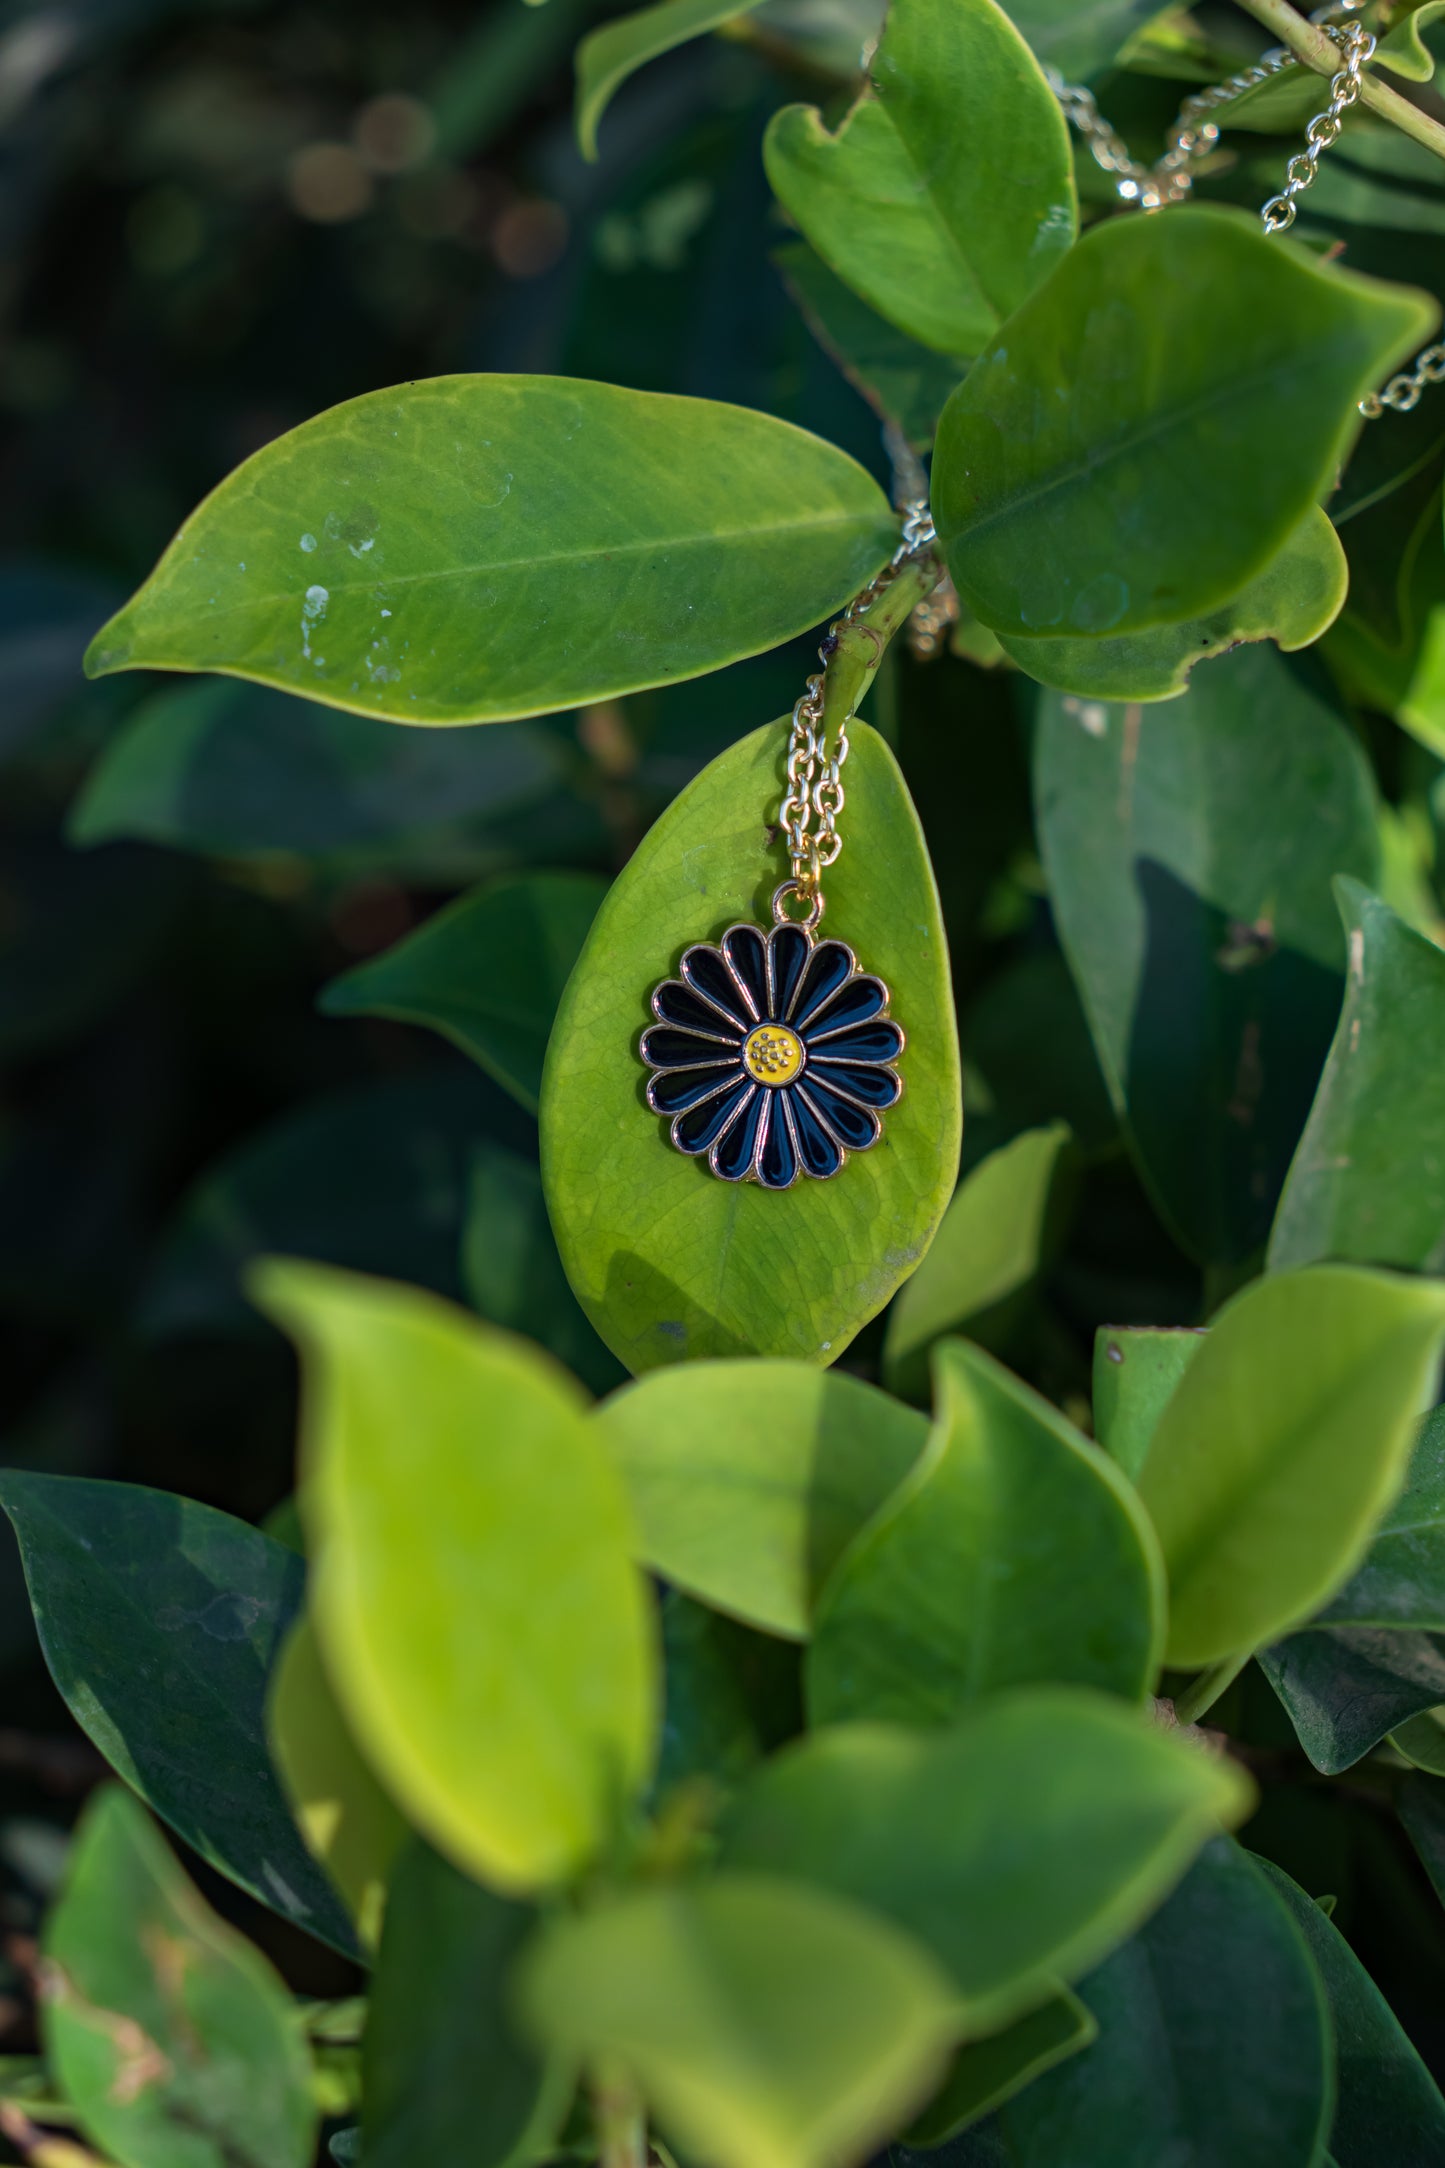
[1260,1625,1445,1773]
[999,508,1348,703]
[69,678,561,865]
[576,0,763,160]
[44,1788,316,2168]
[592,1360,926,1639]
[362,1840,563,2168]
[902,1991,1096,2149]
[541,721,962,1371]
[882,1124,1077,1401]
[142,1073,518,1338]
[1091,1326,1205,1485]
[722,1688,1253,2029]
[924,1841,1333,2168]
[775,243,968,452]
[1258,1856,1445,2166]
[1270,883,1445,1275]
[518,1875,957,2168]
[323,873,606,1112]
[252,1262,658,1893]
[0,1472,358,1957]
[266,1614,409,1952]
[764,0,1076,355]
[1317,1410,1445,1629]
[935,208,1434,639]
[1003,0,1161,78]
[1139,1265,1445,1667]
[807,1343,1163,1722]
[461,1146,626,1396]
[84,378,899,723]
[1376,2,1445,82]
[1035,643,1381,1264]
[655,1592,803,1798]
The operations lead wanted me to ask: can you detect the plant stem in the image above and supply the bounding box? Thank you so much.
[1174,1649,1252,1727]
[1235,0,1445,164]
[819,554,939,741]
[592,2062,648,2168]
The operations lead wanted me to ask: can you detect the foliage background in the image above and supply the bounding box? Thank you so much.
[7,0,1445,2154]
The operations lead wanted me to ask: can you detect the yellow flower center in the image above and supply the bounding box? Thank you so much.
[743,1024,804,1086]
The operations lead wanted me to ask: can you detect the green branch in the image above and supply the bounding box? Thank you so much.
[818,553,940,741]
[1235,0,1445,164]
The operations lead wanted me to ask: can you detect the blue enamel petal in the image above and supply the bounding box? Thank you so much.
[803,1017,903,1065]
[787,1086,843,1179]
[767,923,811,1021]
[802,976,889,1040]
[680,943,753,1031]
[757,1093,799,1190]
[711,1084,766,1181]
[790,941,856,1030]
[722,925,768,1020]
[673,1077,754,1155]
[652,978,743,1042]
[648,1065,745,1117]
[798,1076,880,1154]
[641,1026,740,1072]
[807,1059,902,1111]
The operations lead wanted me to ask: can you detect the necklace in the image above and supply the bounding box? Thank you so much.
[1049,0,1445,418]
[638,511,935,1190]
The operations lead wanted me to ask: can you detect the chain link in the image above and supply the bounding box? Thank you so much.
[780,503,935,898]
[1046,3,1442,419]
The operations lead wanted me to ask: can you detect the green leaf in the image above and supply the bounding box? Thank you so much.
[998,508,1348,703]
[84,378,899,723]
[1259,1624,1445,1773]
[806,1342,1164,1722]
[576,0,761,160]
[322,873,606,1113]
[882,1124,1077,1401]
[68,678,562,865]
[252,1262,658,1893]
[141,1073,512,1338]
[1375,2,1445,83]
[926,1841,1334,2168]
[362,1840,564,2168]
[1139,1265,1445,1668]
[540,720,962,1371]
[935,207,1434,640]
[1003,0,1161,78]
[1317,1410,1445,1629]
[764,0,1076,355]
[266,1614,410,1952]
[592,1360,926,1639]
[1035,643,1381,1264]
[1092,1326,1205,1485]
[517,1875,958,2168]
[655,1592,803,1797]
[1257,1856,1445,2166]
[902,1991,1096,2149]
[1390,1708,1445,1774]
[461,1146,626,1396]
[43,1788,316,2168]
[0,1473,358,1958]
[1270,883,1445,1275]
[722,1687,1253,2029]
[775,243,968,452]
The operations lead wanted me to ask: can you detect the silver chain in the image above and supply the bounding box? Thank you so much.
[1049,2,1437,419]
[779,502,934,898]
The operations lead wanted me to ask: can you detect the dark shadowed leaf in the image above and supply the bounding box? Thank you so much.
[322,872,605,1111]
[901,1990,1095,2149]
[1317,1409,1445,1629]
[775,244,968,450]
[654,1592,803,1799]
[1035,643,1380,1263]
[575,0,766,159]
[1260,1624,1445,1772]
[461,1145,626,1395]
[0,1473,358,1956]
[1004,0,1163,78]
